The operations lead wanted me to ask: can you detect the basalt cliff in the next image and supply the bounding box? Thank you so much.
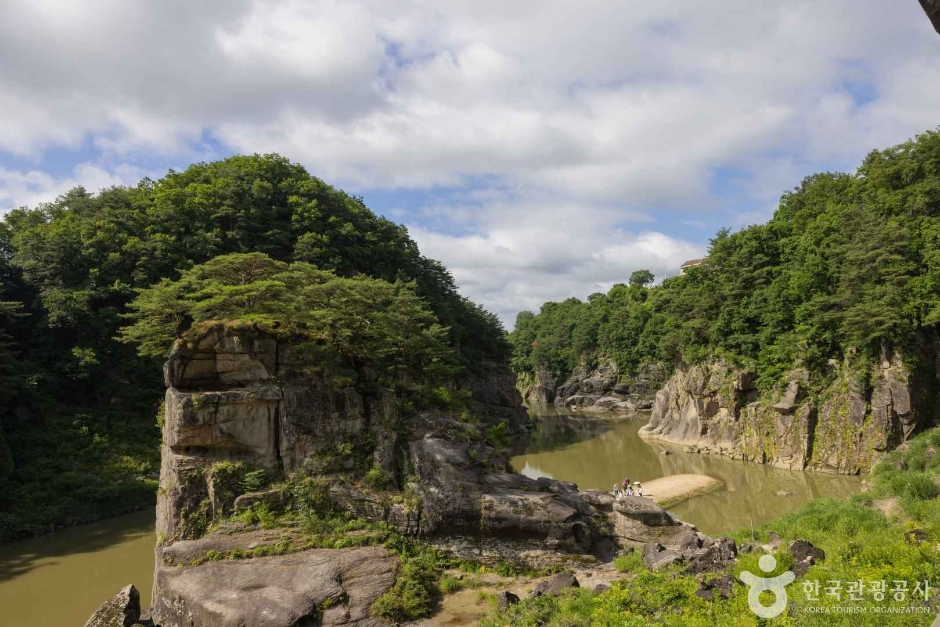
[87,324,737,627]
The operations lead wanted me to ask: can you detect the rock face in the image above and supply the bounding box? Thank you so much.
[639,341,940,473]
[520,359,667,412]
[84,585,141,627]
[153,546,396,627]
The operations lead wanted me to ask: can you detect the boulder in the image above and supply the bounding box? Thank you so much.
[642,543,683,571]
[84,584,140,627]
[593,396,623,409]
[152,546,396,627]
[674,529,702,551]
[613,497,674,527]
[565,395,595,408]
[905,529,928,546]
[530,573,580,597]
[233,488,289,513]
[789,539,825,576]
[496,591,520,609]
[686,537,737,574]
[695,573,735,601]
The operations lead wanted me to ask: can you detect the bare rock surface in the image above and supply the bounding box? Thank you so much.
[534,359,667,412]
[84,585,140,627]
[639,348,936,473]
[152,546,396,627]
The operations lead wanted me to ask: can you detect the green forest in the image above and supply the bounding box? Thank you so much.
[510,129,940,391]
[0,155,508,541]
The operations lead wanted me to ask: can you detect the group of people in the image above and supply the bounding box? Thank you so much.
[612,477,642,499]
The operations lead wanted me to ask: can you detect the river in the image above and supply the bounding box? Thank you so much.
[0,509,154,626]
[510,408,862,535]
[0,410,861,625]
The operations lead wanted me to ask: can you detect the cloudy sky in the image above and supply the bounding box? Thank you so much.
[1,1,938,326]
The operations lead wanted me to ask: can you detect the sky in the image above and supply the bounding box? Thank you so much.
[1,1,939,327]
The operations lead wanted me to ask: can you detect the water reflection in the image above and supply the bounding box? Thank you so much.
[511,408,862,535]
[0,510,154,626]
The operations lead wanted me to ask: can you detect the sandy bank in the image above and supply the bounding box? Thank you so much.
[640,474,723,508]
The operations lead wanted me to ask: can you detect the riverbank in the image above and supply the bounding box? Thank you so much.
[483,426,940,626]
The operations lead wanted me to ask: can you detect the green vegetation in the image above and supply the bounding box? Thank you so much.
[0,154,508,541]
[120,252,456,388]
[481,426,940,626]
[511,129,940,391]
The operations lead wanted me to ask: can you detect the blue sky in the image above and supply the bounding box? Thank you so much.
[1,0,938,326]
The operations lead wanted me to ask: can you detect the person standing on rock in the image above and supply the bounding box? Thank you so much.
[635,482,643,497]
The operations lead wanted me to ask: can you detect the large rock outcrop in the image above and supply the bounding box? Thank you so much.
[520,359,667,413]
[639,342,940,473]
[154,546,396,627]
[145,325,735,627]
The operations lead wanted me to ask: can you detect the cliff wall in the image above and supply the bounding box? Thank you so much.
[518,359,668,413]
[639,339,940,474]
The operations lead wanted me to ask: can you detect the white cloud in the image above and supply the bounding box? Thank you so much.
[407,192,704,325]
[0,162,150,209]
[0,0,938,324]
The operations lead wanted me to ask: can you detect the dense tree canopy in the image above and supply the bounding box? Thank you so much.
[121,253,455,387]
[511,129,940,389]
[0,154,506,539]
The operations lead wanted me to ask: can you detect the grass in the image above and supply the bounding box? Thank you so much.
[480,426,940,627]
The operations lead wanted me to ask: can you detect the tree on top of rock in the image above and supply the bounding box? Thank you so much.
[119,252,455,389]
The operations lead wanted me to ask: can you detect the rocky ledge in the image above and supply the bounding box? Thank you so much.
[154,545,395,627]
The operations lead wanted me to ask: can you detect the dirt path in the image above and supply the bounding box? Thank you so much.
[640,474,723,507]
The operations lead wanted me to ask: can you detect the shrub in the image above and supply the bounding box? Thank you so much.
[371,576,434,621]
[439,575,462,594]
[363,467,392,491]
[485,422,509,448]
[902,472,940,501]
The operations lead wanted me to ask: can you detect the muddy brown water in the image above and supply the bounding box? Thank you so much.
[0,509,154,626]
[510,408,863,535]
[0,410,862,625]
